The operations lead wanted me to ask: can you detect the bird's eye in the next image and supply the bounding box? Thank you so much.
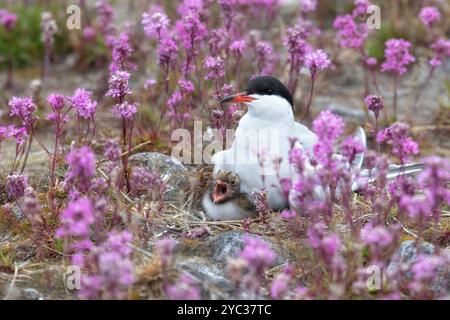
[230,179,236,185]
[266,89,273,94]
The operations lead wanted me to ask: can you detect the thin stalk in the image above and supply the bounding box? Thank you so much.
[301,76,316,122]
[121,119,131,193]
[393,75,398,119]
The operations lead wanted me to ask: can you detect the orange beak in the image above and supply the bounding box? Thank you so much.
[219,92,257,104]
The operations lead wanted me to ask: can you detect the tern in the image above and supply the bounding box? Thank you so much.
[202,76,420,220]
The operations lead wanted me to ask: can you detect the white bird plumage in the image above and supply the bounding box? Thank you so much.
[203,76,365,220]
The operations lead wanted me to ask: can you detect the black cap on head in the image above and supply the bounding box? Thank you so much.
[245,76,293,108]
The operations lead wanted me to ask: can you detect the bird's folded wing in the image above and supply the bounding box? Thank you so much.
[293,122,318,152]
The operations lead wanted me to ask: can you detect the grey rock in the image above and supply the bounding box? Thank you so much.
[387,240,450,295]
[174,231,288,299]
[179,258,234,299]
[19,288,43,300]
[129,152,187,180]
[183,231,286,268]
[389,240,435,267]
[129,152,191,202]
[326,102,367,125]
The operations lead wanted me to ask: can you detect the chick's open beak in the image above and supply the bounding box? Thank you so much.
[212,179,229,204]
[219,92,257,104]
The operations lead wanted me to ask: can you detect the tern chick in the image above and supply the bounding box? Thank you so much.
[202,170,255,221]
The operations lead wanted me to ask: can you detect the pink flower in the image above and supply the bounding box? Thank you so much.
[340,136,365,164]
[204,56,225,81]
[6,173,29,201]
[411,254,444,281]
[360,223,393,247]
[69,88,98,120]
[112,101,138,120]
[109,33,136,73]
[364,95,384,118]
[178,78,195,94]
[352,0,371,18]
[299,0,317,13]
[313,110,344,142]
[106,70,132,99]
[429,38,450,67]
[166,274,200,300]
[176,12,207,50]
[155,237,177,266]
[104,139,121,162]
[381,39,415,75]
[8,96,37,129]
[307,222,342,261]
[239,235,276,273]
[41,12,58,47]
[270,265,294,299]
[0,9,18,30]
[321,233,342,257]
[285,25,310,54]
[304,49,331,78]
[47,93,65,112]
[377,122,419,163]
[142,11,170,39]
[157,37,178,66]
[7,126,28,145]
[64,146,96,193]
[56,197,95,238]
[419,6,440,28]
[333,14,368,49]
[83,26,96,41]
[230,40,246,57]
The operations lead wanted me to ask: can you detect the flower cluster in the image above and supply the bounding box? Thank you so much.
[64,146,96,194]
[203,56,225,81]
[0,9,17,30]
[313,110,344,165]
[142,10,170,40]
[304,49,331,78]
[109,33,136,73]
[418,6,441,28]
[56,197,95,238]
[307,222,344,273]
[377,123,419,164]
[69,88,98,120]
[429,38,450,67]
[8,96,37,129]
[6,173,29,201]
[381,39,415,75]
[333,14,368,49]
[76,230,135,299]
[106,70,132,99]
[364,95,384,118]
[155,237,177,267]
[111,101,138,120]
[239,235,276,276]
[166,274,200,300]
[41,12,58,48]
[299,0,317,13]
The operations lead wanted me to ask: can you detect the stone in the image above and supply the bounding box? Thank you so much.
[324,102,367,125]
[387,240,450,295]
[129,152,192,202]
[178,258,234,299]
[181,231,286,268]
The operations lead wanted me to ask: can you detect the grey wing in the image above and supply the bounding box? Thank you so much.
[293,122,318,152]
[352,126,366,170]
